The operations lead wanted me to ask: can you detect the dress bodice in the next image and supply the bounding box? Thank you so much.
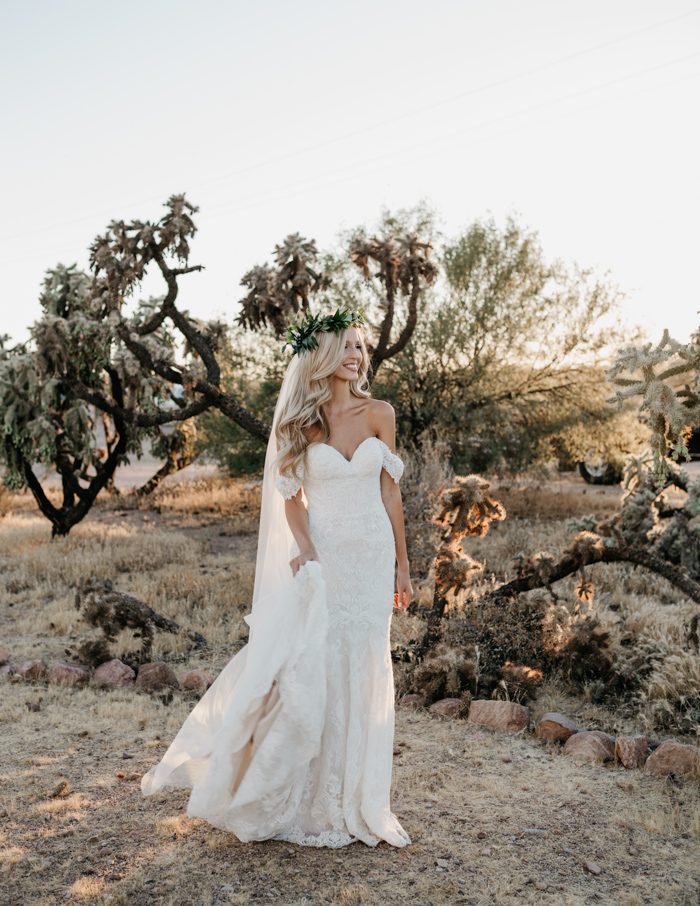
[275,436,404,517]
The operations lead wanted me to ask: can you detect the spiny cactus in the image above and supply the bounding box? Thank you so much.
[607,327,700,472]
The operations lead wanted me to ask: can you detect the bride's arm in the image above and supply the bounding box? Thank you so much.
[374,402,413,608]
[283,492,318,575]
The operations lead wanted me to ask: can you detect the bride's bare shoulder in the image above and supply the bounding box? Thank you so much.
[369,398,396,426]
[369,398,395,416]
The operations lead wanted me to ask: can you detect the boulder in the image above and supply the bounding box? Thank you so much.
[615,735,649,769]
[429,698,463,718]
[15,659,47,681]
[468,699,529,732]
[536,712,579,742]
[48,661,91,687]
[180,668,216,694]
[644,739,700,778]
[563,730,616,763]
[135,661,180,693]
[92,658,135,690]
[398,694,424,710]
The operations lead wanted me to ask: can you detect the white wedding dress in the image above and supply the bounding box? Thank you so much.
[141,434,411,849]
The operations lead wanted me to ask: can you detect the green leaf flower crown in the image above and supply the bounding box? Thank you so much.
[281,306,366,356]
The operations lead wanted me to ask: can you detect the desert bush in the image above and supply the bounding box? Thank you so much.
[404,462,700,737]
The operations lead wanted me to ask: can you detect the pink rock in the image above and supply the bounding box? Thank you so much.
[135,662,180,693]
[180,668,216,694]
[0,647,11,666]
[92,659,136,690]
[644,739,700,778]
[15,659,47,681]
[429,698,463,718]
[398,694,425,710]
[615,735,649,769]
[563,730,616,763]
[48,661,90,687]
[536,712,579,742]
[468,699,529,732]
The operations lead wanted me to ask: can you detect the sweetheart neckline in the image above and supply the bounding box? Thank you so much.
[309,435,381,465]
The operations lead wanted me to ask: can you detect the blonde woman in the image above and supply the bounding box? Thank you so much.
[142,307,413,849]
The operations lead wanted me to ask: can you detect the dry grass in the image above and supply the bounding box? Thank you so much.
[494,481,621,521]
[1,477,699,905]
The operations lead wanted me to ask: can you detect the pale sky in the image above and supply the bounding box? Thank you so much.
[2,0,699,347]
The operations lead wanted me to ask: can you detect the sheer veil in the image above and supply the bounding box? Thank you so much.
[141,349,329,827]
[243,350,302,634]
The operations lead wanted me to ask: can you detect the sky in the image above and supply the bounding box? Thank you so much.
[1,0,699,347]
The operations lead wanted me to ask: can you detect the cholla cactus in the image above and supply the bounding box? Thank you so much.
[607,327,700,473]
[236,235,330,336]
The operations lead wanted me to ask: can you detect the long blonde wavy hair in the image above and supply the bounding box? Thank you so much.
[274,325,372,484]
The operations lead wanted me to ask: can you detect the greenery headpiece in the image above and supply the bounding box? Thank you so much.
[281,306,366,356]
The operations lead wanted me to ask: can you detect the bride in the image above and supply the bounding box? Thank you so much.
[141,306,413,848]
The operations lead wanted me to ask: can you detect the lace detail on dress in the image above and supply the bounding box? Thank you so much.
[377,439,404,484]
[272,825,362,848]
[275,462,304,498]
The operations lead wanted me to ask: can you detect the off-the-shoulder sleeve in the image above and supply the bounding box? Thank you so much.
[378,439,404,484]
[275,462,304,499]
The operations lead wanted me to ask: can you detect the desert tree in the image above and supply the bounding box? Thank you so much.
[370,214,638,471]
[0,266,130,536]
[3,194,438,527]
[198,203,440,473]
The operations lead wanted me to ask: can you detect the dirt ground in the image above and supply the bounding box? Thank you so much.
[1,468,698,906]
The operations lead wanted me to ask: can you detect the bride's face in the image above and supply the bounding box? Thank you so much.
[332,328,362,381]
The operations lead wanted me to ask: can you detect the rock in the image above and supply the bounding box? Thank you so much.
[563,730,616,763]
[643,739,700,778]
[584,861,603,875]
[135,662,180,693]
[536,712,579,742]
[92,659,135,690]
[615,735,649,769]
[0,663,15,677]
[429,698,463,718]
[468,699,529,732]
[15,659,47,681]
[0,647,11,666]
[180,668,215,694]
[48,661,90,687]
[398,694,424,710]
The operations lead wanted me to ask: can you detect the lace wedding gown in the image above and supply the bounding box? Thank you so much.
[141,435,411,849]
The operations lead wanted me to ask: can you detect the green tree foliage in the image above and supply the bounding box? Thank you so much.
[369,214,637,472]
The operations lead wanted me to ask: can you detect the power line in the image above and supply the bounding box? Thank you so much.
[1,7,698,243]
[197,50,700,220]
[7,55,699,273]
